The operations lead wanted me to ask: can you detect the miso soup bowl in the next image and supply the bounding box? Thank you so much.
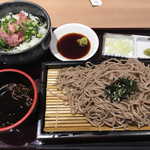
[0,69,38,132]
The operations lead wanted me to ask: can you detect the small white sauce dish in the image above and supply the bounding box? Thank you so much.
[50,23,99,61]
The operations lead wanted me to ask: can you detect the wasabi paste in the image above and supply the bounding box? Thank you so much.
[77,37,88,46]
[143,48,150,57]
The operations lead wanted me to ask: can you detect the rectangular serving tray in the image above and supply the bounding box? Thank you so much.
[37,60,150,144]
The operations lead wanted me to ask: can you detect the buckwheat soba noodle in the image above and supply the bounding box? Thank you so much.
[48,58,150,130]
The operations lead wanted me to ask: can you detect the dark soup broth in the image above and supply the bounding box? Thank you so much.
[57,33,91,59]
[0,83,34,128]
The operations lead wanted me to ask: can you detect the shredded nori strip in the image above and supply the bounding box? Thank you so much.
[104,77,138,103]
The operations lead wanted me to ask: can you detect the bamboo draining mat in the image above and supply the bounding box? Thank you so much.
[44,69,150,132]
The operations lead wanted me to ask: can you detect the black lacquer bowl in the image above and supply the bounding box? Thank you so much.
[0,0,51,65]
[0,69,38,132]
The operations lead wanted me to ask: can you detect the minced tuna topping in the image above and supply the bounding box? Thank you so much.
[0,13,27,47]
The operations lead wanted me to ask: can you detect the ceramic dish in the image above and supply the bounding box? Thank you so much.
[50,23,99,61]
[0,1,51,65]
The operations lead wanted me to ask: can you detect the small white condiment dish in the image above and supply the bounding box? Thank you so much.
[50,23,99,61]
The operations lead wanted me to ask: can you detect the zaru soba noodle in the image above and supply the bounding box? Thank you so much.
[48,58,150,130]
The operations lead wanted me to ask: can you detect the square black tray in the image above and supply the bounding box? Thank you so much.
[37,60,150,144]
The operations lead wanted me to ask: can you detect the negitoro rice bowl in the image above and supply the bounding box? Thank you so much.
[0,1,51,65]
[0,10,47,53]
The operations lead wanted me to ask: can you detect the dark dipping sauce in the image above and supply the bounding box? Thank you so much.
[57,33,91,59]
[0,83,34,128]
